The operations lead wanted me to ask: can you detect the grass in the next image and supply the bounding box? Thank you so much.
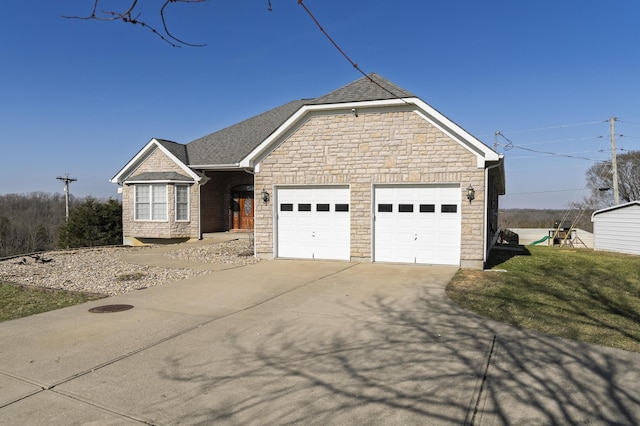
[0,282,105,323]
[447,245,640,353]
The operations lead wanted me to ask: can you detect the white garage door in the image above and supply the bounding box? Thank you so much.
[276,186,350,260]
[374,185,461,265]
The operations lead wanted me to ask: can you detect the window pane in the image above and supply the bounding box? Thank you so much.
[298,203,311,212]
[316,204,330,212]
[176,185,189,221]
[136,203,150,220]
[176,204,188,221]
[152,184,167,220]
[152,203,166,220]
[135,186,150,220]
[399,204,414,212]
[176,185,188,203]
[280,203,293,212]
[420,204,435,213]
[152,184,167,202]
[335,203,349,212]
[136,185,150,202]
[378,204,393,212]
[441,204,458,213]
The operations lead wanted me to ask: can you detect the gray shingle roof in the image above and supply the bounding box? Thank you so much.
[128,171,194,182]
[186,100,306,165]
[309,73,415,105]
[155,139,189,164]
[181,74,415,167]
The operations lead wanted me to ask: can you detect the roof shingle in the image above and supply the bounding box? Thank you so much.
[186,100,306,165]
[182,73,415,166]
[309,73,415,105]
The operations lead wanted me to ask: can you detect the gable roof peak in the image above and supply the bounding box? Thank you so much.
[154,138,189,165]
[310,73,415,105]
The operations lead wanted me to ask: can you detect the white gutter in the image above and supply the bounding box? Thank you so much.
[124,179,196,184]
[198,183,202,240]
[189,163,242,170]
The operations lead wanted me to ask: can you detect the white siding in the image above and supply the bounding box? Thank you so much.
[593,203,640,256]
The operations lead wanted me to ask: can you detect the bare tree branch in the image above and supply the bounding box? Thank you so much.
[160,0,206,47]
[63,0,209,48]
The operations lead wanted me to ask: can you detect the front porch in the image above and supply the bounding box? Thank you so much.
[200,171,255,233]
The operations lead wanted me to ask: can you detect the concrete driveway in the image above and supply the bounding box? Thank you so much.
[1,260,639,425]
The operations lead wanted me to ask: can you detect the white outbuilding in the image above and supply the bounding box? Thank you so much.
[591,201,640,256]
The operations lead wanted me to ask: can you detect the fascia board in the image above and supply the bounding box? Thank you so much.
[153,140,202,182]
[239,106,310,168]
[111,139,158,184]
[188,163,242,170]
[111,138,201,184]
[125,180,196,184]
[591,200,640,220]
[411,98,500,167]
[240,97,500,169]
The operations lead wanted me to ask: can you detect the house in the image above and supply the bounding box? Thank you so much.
[111,74,505,268]
[591,201,640,256]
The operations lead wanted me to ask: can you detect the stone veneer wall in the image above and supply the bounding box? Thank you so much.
[254,109,487,268]
[121,147,200,242]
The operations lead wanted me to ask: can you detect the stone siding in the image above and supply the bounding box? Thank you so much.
[254,109,487,266]
[121,147,200,241]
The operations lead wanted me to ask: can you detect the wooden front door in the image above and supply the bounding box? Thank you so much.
[232,190,254,230]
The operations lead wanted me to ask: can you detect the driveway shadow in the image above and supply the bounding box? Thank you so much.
[154,275,640,425]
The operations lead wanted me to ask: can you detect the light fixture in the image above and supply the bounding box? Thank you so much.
[351,108,358,117]
[466,185,475,203]
[261,189,270,204]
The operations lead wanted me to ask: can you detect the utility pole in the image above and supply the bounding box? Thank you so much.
[610,117,620,205]
[56,174,77,222]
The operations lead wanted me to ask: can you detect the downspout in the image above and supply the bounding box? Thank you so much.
[483,161,503,264]
[198,183,202,240]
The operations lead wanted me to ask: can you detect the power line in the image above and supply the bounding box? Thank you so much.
[617,119,640,126]
[497,120,606,135]
[297,0,409,103]
[513,136,604,147]
[495,132,600,161]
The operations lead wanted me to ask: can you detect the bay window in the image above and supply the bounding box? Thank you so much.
[135,184,167,221]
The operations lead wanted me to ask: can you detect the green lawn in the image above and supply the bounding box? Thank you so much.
[0,283,105,323]
[447,246,640,353]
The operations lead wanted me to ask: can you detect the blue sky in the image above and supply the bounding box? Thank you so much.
[1,1,639,209]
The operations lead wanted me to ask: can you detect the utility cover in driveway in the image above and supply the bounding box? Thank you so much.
[276,186,350,260]
[374,184,461,265]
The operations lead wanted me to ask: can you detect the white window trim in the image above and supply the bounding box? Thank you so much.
[134,184,168,222]
[175,184,190,222]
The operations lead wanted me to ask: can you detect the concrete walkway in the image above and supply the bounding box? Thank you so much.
[0,240,638,425]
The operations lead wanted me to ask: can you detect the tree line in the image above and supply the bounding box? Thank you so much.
[0,193,122,258]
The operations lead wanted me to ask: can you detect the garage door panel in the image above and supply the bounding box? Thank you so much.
[276,187,350,261]
[374,185,461,265]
